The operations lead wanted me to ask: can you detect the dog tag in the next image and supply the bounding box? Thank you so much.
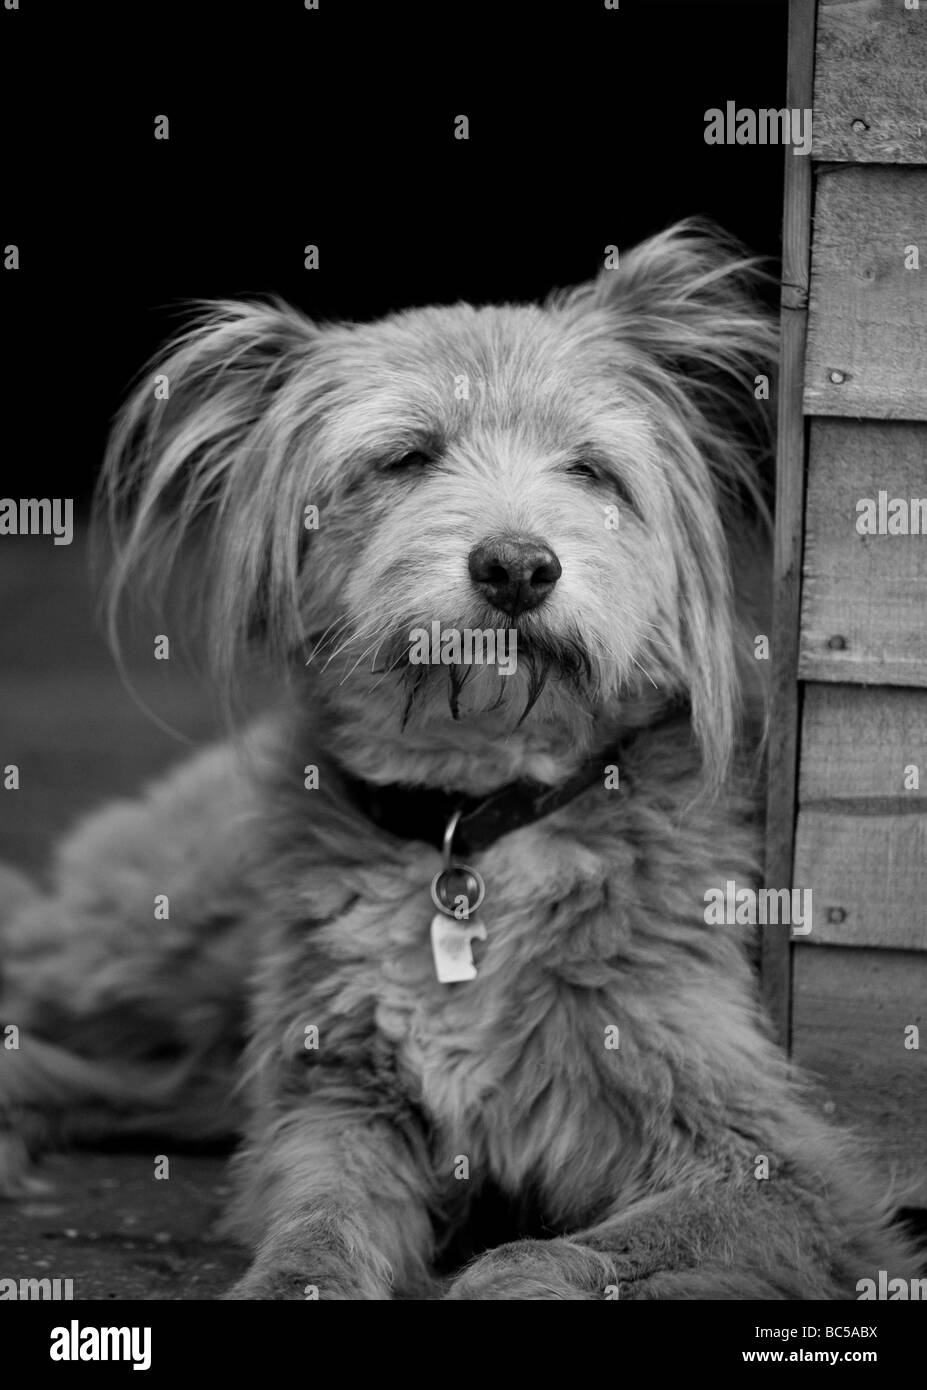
[430,913,488,984]
[429,813,489,983]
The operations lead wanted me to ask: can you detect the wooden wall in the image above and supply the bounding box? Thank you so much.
[768,0,927,1202]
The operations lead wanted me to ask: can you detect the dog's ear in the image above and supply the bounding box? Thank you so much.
[574,220,777,785]
[97,300,331,691]
[590,218,776,513]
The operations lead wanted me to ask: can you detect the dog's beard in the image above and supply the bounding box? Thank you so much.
[315,615,598,730]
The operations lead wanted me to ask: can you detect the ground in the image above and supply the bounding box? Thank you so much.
[2,1152,246,1300]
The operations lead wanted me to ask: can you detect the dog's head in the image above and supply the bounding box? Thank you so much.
[100,221,775,790]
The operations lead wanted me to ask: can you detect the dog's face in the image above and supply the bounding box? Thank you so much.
[305,302,676,728]
[102,222,774,784]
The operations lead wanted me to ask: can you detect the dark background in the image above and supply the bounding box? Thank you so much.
[2,0,789,500]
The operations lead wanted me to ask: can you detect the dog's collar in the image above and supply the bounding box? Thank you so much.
[342,754,612,857]
[338,704,688,856]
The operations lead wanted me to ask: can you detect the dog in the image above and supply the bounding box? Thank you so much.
[0,221,918,1299]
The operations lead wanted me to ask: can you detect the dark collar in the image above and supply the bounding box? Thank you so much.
[338,704,688,856]
[340,752,612,856]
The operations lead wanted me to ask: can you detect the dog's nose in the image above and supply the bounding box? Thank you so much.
[468,536,562,616]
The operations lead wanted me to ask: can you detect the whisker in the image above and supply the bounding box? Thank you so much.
[341,622,410,685]
[305,613,355,667]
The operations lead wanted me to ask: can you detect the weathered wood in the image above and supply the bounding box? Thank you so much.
[792,945,927,1203]
[799,684,927,801]
[762,0,818,1051]
[794,686,927,950]
[799,420,927,685]
[804,167,927,418]
[793,808,927,949]
[813,0,927,165]
[795,687,927,949]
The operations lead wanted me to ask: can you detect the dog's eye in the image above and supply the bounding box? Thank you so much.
[383,450,434,473]
[567,461,634,509]
[567,462,601,481]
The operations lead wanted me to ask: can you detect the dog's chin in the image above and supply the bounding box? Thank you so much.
[371,619,598,731]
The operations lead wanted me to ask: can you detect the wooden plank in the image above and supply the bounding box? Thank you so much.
[804,166,927,418]
[799,685,927,801]
[798,420,927,685]
[793,808,927,949]
[762,0,818,1051]
[795,686,927,950]
[792,946,927,1204]
[813,0,927,164]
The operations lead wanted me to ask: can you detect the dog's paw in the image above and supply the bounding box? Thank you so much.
[224,1261,389,1301]
[445,1238,617,1301]
[224,1271,326,1301]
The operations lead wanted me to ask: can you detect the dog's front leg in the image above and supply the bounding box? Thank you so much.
[445,1178,916,1300]
[224,1100,435,1300]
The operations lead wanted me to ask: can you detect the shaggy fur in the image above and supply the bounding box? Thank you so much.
[0,221,918,1299]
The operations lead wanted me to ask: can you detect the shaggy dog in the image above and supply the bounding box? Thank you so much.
[0,222,918,1299]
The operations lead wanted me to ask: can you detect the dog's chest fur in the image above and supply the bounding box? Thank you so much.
[250,726,763,1224]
